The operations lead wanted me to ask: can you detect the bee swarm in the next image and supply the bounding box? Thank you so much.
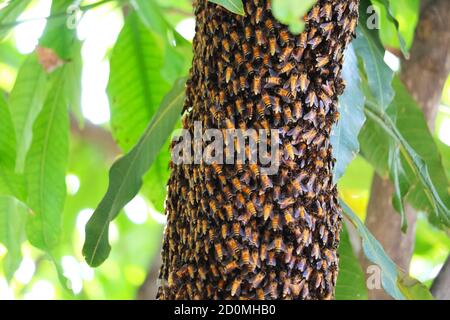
[158,0,359,300]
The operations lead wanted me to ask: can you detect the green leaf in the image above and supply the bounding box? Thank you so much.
[108,12,171,151]
[0,91,25,200]
[83,77,186,267]
[331,45,366,181]
[371,0,409,58]
[271,0,316,34]
[388,144,409,232]
[130,0,192,83]
[0,196,27,281]
[141,139,171,212]
[208,0,245,16]
[0,0,32,40]
[354,5,395,111]
[38,0,78,60]
[341,200,434,300]
[361,78,450,229]
[25,68,69,250]
[8,55,48,173]
[0,91,17,172]
[335,224,368,300]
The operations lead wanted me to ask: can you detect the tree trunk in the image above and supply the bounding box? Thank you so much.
[363,0,450,300]
[431,255,450,300]
[157,0,359,300]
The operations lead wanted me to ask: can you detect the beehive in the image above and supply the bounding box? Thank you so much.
[158,0,359,300]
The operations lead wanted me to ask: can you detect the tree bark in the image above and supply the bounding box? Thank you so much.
[431,255,450,300]
[157,0,359,300]
[363,0,450,300]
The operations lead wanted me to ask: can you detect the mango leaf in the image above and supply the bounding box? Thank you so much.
[335,224,368,300]
[0,91,25,200]
[354,2,395,111]
[371,0,409,58]
[25,68,69,251]
[8,54,48,173]
[108,12,171,152]
[0,196,27,281]
[388,144,409,232]
[361,78,450,229]
[130,0,192,83]
[0,90,15,172]
[83,77,187,267]
[341,200,433,300]
[0,0,32,40]
[208,0,245,16]
[38,0,83,125]
[331,45,365,181]
[271,0,316,34]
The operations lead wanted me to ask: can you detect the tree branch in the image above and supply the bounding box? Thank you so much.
[431,255,450,300]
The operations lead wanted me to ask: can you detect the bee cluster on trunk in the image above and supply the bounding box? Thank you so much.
[158,0,359,300]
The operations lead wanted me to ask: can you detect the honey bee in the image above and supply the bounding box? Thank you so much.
[278,196,295,210]
[280,62,295,75]
[256,288,266,300]
[269,36,277,56]
[222,39,230,52]
[260,174,273,191]
[306,90,318,108]
[246,201,257,217]
[269,235,286,253]
[231,277,242,296]
[279,29,289,45]
[311,242,321,260]
[239,75,248,92]
[253,46,262,62]
[255,29,265,46]
[267,251,277,267]
[214,243,224,261]
[308,36,322,49]
[235,52,244,67]
[316,56,330,68]
[283,105,294,124]
[276,88,292,102]
[291,101,302,121]
[308,5,320,23]
[285,243,294,263]
[321,2,332,21]
[251,272,265,288]
[221,224,229,239]
[284,209,295,228]
[241,248,250,265]
[252,75,262,95]
[302,265,313,280]
[284,141,297,160]
[245,26,252,41]
[320,22,334,38]
[225,66,233,83]
[265,71,281,88]
[230,31,239,44]
[224,260,239,274]
[319,90,332,108]
[238,211,251,225]
[279,45,293,62]
[249,163,260,177]
[270,212,282,231]
[302,128,318,145]
[282,278,291,297]
[223,204,234,221]
[260,243,268,261]
[255,7,263,23]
